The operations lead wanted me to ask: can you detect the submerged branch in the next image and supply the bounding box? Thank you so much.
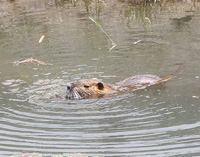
[13,57,52,66]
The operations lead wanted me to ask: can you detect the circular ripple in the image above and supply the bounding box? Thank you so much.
[1,79,200,156]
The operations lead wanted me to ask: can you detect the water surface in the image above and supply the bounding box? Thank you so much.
[0,0,200,156]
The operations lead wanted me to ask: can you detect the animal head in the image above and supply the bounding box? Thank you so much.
[66,78,114,99]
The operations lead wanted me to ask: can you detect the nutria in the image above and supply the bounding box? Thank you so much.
[66,66,183,100]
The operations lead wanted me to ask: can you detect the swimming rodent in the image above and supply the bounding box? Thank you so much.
[66,66,183,99]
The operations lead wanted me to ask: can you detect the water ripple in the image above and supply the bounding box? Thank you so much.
[1,79,200,156]
[1,0,200,156]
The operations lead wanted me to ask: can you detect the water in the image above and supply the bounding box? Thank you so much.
[0,0,200,156]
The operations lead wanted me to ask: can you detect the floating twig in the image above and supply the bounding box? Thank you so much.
[89,16,117,51]
[13,57,52,66]
[133,40,142,45]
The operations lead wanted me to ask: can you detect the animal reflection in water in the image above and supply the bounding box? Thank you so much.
[66,67,183,100]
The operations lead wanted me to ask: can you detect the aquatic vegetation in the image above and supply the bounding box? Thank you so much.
[88,16,116,52]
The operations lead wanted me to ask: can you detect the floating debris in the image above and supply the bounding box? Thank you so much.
[38,35,45,43]
[133,40,142,45]
[13,57,52,66]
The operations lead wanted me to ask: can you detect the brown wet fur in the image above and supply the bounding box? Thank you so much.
[65,78,118,99]
[66,66,183,99]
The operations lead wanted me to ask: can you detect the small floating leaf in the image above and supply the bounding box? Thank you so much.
[192,96,199,98]
[38,35,45,43]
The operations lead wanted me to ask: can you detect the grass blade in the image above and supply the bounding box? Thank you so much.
[89,16,116,51]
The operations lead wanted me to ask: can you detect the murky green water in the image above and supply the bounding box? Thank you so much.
[0,0,200,156]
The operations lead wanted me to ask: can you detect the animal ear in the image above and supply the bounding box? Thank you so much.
[97,82,104,90]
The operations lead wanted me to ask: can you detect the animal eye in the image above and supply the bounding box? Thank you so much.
[67,86,71,90]
[84,85,90,88]
[97,82,104,90]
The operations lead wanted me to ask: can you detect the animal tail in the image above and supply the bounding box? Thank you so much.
[158,64,184,83]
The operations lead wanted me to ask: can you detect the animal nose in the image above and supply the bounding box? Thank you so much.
[67,84,72,91]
